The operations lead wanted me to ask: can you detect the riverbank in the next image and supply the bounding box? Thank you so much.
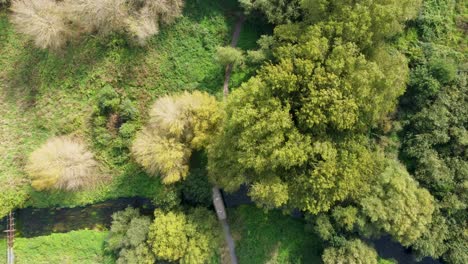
[0,230,109,264]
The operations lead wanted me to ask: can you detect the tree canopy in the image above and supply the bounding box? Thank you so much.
[25,136,101,191]
[208,1,413,214]
[322,239,378,264]
[148,208,222,263]
[132,91,221,184]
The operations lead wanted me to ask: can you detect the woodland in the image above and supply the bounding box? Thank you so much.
[0,0,466,263]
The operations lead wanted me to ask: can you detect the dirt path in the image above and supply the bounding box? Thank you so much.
[223,14,245,97]
[214,13,246,264]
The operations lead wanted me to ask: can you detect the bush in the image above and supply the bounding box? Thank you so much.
[25,136,101,191]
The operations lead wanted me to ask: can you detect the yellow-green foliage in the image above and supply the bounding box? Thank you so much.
[148,208,221,263]
[182,91,223,149]
[322,239,378,264]
[249,177,289,209]
[215,46,245,67]
[132,91,221,184]
[132,128,190,184]
[25,136,100,191]
[359,160,435,246]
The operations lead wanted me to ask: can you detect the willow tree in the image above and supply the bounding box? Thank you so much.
[25,136,100,191]
[10,0,184,48]
[208,18,410,214]
[132,91,221,184]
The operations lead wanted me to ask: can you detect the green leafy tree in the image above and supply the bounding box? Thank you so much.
[132,129,191,184]
[148,208,222,263]
[301,0,421,48]
[358,160,434,246]
[181,168,213,206]
[249,177,289,209]
[0,183,28,218]
[396,1,467,261]
[322,239,378,264]
[208,12,413,213]
[106,207,155,264]
[239,0,302,24]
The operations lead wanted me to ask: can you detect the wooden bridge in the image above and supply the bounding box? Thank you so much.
[3,211,14,264]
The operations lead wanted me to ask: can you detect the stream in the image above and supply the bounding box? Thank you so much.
[1,193,441,264]
[1,197,154,238]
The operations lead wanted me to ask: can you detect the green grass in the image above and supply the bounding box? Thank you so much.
[0,0,259,214]
[0,239,5,263]
[229,205,322,264]
[0,230,110,264]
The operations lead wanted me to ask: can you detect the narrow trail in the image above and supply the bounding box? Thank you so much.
[213,13,246,264]
[223,14,245,97]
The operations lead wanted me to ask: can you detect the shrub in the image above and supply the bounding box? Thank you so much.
[10,0,74,49]
[25,136,100,191]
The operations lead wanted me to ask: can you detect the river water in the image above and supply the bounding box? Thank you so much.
[1,194,441,264]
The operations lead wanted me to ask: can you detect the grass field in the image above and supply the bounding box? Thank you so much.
[0,230,110,264]
[0,0,264,216]
[229,205,323,264]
